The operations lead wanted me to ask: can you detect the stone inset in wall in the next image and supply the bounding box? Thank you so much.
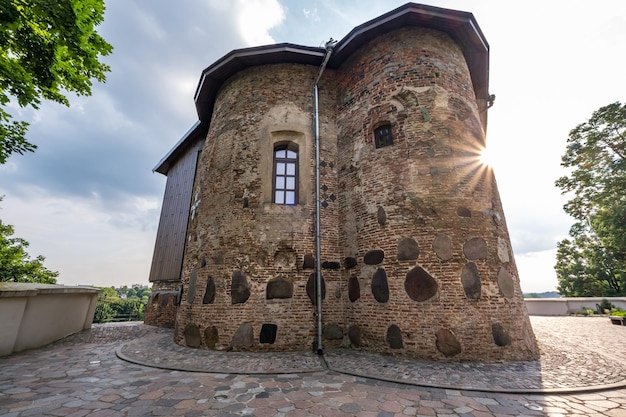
[344,257,357,269]
[364,249,385,265]
[232,322,254,350]
[492,323,512,347]
[371,268,389,303]
[266,277,293,299]
[306,273,326,305]
[323,324,343,340]
[322,261,341,270]
[463,237,487,260]
[187,267,198,303]
[203,277,216,304]
[457,206,472,217]
[497,267,515,298]
[405,266,438,302]
[205,326,218,349]
[260,324,278,344]
[432,234,454,261]
[461,262,481,300]
[348,325,361,347]
[184,323,201,348]
[386,324,403,349]
[231,270,251,304]
[497,237,510,263]
[303,253,315,269]
[377,206,387,225]
[435,328,462,357]
[397,237,420,261]
[348,275,360,302]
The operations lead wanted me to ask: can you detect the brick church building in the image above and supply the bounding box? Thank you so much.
[145,3,538,362]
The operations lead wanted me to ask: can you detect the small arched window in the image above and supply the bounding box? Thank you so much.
[273,143,298,205]
[374,124,393,148]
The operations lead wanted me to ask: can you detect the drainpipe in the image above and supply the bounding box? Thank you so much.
[313,38,336,355]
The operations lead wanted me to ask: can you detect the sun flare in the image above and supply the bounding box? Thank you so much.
[480,146,495,167]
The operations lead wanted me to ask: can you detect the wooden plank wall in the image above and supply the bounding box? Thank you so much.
[148,140,203,282]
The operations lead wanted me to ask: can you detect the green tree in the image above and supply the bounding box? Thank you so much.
[0,216,58,283]
[555,102,626,296]
[0,0,112,163]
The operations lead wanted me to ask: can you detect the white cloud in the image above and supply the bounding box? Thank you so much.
[235,0,286,45]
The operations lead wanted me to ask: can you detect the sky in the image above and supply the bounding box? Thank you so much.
[1,0,625,293]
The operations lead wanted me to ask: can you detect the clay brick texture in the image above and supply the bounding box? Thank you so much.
[162,26,538,361]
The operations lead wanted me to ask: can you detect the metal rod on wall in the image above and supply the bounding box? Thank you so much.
[313,38,335,355]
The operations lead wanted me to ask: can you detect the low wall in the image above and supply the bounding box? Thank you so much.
[525,297,626,316]
[0,283,100,356]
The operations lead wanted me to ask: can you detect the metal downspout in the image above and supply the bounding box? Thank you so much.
[313,39,335,355]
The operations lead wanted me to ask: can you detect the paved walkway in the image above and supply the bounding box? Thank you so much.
[1,316,625,416]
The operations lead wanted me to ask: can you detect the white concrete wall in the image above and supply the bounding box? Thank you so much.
[0,283,100,356]
[525,297,626,316]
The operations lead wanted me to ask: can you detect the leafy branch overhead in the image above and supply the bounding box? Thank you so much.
[0,0,113,163]
[555,102,626,296]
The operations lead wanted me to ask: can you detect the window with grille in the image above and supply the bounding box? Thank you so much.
[374,124,393,148]
[273,144,298,205]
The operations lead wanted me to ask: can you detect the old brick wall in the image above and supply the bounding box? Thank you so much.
[335,27,538,361]
[144,281,180,328]
[174,63,345,351]
[171,26,538,361]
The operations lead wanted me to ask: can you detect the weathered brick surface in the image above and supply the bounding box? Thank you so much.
[145,281,180,328]
[171,27,538,361]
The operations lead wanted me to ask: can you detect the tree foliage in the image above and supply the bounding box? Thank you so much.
[555,102,626,296]
[0,0,112,163]
[0,215,58,283]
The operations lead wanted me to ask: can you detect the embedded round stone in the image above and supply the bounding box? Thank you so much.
[204,326,218,349]
[371,268,389,303]
[231,322,254,350]
[497,237,510,263]
[397,237,420,261]
[497,267,515,298]
[259,324,277,344]
[306,273,326,305]
[386,324,403,349]
[348,275,360,302]
[266,277,293,299]
[187,267,198,303]
[463,237,487,260]
[432,234,453,261]
[492,323,512,347]
[184,323,201,348]
[404,266,438,302]
[377,206,387,225]
[348,325,361,347]
[323,324,343,340]
[457,206,472,217]
[322,261,341,270]
[303,253,315,269]
[231,270,251,304]
[364,249,385,265]
[435,328,462,357]
[344,257,358,269]
[203,276,216,304]
[461,262,481,300]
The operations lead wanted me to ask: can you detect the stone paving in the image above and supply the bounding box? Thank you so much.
[0,316,625,416]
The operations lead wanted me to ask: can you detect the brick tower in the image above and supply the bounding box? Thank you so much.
[148,3,539,361]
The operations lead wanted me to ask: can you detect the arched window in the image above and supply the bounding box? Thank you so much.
[374,123,393,148]
[273,143,298,205]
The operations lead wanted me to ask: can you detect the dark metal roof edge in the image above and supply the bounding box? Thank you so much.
[193,43,325,102]
[153,120,204,175]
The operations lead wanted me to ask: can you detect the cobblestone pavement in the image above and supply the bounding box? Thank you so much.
[1,317,625,416]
